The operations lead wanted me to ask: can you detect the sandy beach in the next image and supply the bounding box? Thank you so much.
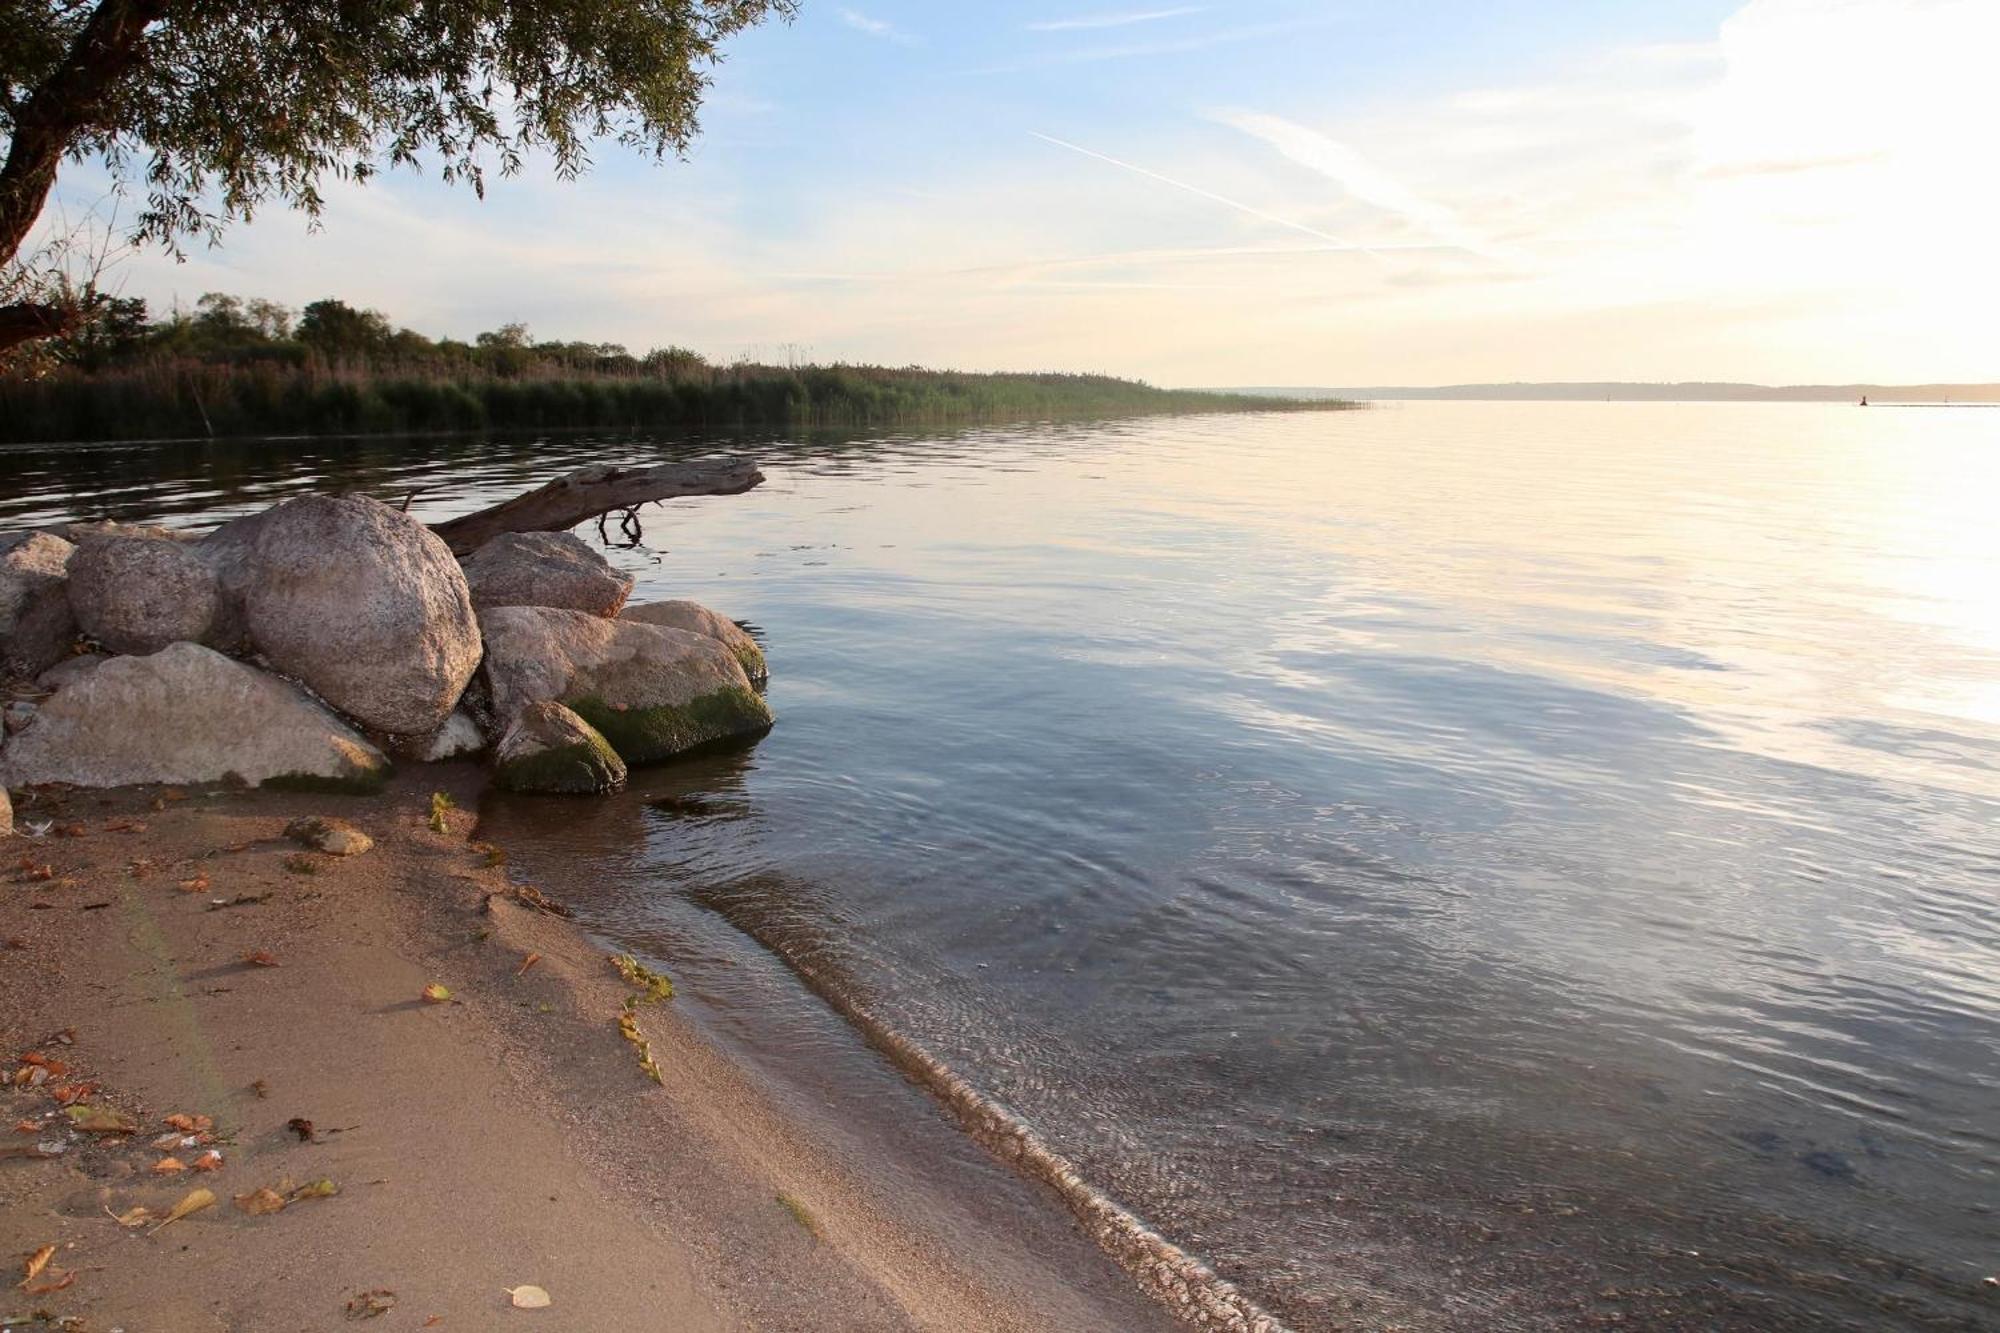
[0,769,1175,1331]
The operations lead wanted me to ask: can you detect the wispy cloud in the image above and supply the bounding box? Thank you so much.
[838,8,919,45]
[1028,130,1379,256]
[1027,6,1204,32]
[1210,109,1499,260]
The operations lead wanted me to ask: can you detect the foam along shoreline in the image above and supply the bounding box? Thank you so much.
[0,769,1175,1331]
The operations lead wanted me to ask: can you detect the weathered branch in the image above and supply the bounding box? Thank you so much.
[430,457,764,555]
[0,301,77,355]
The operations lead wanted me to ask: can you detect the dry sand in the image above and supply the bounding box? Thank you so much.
[0,770,1176,1332]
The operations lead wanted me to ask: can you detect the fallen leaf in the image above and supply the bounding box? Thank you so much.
[233,1187,287,1216]
[345,1288,396,1319]
[109,1205,152,1228]
[153,1156,186,1175]
[242,949,280,968]
[516,952,542,977]
[250,1078,269,1099]
[177,873,211,894]
[505,1285,552,1310]
[65,1104,135,1135]
[289,1178,340,1201]
[18,862,54,881]
[53,823,85,839]
[286,1117,315,1143]
[20,1243,55,1286]
[420,982,452,1003]
[22,1266,75,1296]
[423,1318,443,1328]
[191,1149,224,1172]
[12,1120,39,1134]
[149,1186,215,1234]
[49,1083,94,1106]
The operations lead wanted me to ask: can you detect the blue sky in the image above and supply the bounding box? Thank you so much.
[49,0,2000,384]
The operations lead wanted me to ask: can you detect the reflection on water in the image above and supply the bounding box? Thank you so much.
[5,403,1998,1330]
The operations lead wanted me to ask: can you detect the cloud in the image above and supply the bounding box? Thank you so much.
[837,8,918,45]
[1209,109,1497,259]
[1027,6,1204,32]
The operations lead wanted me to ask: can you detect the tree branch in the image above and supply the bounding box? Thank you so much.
[0,301,77,354]
[429,457,765,555]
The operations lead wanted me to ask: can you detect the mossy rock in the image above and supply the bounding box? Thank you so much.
[263,764,391,796]
[569,685,773,767]
[494,700,626,795]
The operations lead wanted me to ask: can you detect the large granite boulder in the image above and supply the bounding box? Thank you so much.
[415,709,486,762]
[67,529,224,655]
[493,700,627,794]
[0,643,389,791]
[480,606,772,766]
[37,653,107,691]
[461,531,633,617]
[620,600,767,681]
[205,495,479,735]
[0,533,78,677]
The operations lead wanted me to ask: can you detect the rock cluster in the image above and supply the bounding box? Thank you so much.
[0,495,771,801]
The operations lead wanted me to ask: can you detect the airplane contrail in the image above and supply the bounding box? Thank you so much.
[1028,130,1387,261]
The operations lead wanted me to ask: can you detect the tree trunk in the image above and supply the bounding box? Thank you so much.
[429,457,765,555]
[0,0,171,354]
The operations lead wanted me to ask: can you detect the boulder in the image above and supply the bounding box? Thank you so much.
[36,654,107,691]
[0,643,389,791]
[620,600,767,681]
[0,533,77,677]
[416,710,486,762]
[493,701,627,794]
[3,701,36,734]
[284,815,374,856]
[480,606,772,766]
[461,531,634,617]
[207,495,479,735]
[67,529,224,655]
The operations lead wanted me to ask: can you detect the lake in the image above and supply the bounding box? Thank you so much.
[4,401,1995,1330]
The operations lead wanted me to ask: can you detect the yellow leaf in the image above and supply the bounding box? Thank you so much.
[149,1187,216,1234]
[289,1178,340,1201]
[421,982,452,1003]
[233,1187,287,1216]
[153,1156,186,1174]
[20,1242,55,1286]
[110,1205,152,1229]
[505,1284,552,1309]
[66,1104,136,1134]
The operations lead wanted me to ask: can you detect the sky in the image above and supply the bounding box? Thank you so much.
[43,0,2000,386]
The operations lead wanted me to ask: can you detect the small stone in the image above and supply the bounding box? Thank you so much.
[284,815,374,857]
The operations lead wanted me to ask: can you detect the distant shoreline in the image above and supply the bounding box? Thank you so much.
[1224,381,2000,404]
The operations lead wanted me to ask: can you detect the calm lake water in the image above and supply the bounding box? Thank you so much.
[4,402,1997,1330]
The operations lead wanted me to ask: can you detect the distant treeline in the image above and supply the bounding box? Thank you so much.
[0,293,1343,443]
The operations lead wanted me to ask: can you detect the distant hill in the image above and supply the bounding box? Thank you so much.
[1226,382,2000,404]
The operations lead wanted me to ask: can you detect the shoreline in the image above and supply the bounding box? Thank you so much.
[0,770,1177,1330]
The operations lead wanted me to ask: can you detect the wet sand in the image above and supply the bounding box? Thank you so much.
[0,770,1176,1331]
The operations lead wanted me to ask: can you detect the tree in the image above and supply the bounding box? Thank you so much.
[0,0,797,355]
[296,298,393,357]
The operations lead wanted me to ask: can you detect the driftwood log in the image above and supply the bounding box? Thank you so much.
[430,457,764,555]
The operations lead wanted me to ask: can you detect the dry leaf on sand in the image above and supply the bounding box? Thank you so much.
[233,1187,287,1216]
[152,1156,186,1174]
[66,1104,135,1134]
[505,1284,552,1309]
[109,1205,152,1228]
[149,1187,216,1234]
[345,1288,396,1319]
[421,982,452,1003]
[191,1149,224,1172]
[20,1243,55,1285]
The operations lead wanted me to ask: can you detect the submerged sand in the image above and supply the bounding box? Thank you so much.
[0,771,1174,1331]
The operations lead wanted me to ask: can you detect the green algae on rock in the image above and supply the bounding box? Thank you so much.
[494,700,627,794]
[569,685,773,767]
